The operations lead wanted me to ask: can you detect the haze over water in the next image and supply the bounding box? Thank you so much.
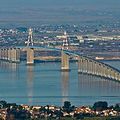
[0,61,120,106]
[0,0,120,26]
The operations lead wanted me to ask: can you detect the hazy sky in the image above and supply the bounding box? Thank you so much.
[0,0,119,8]
[0,0,120,24]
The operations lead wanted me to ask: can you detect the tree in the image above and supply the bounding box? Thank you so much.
[93,101,108,111]
[63,101,72,113]
[0,100,7,108]
[63,101,71,109]
[114,104,120,112]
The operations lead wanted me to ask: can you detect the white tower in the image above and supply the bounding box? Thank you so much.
[26,28,33,47]
[62,31,69,50]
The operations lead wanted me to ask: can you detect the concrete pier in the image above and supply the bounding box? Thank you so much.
[8,48,12,61]
[10,48,20,63]
[61,51,70,71]
[4,49,8,60]
[78,56,82,73]
[0,49,1,60]
[16,48,20,62]
[27,48,34,65]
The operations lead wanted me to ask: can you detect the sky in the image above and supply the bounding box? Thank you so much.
[0,0,120,25]
[0,0,119,8]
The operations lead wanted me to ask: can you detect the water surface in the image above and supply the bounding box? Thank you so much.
[0,61,120,106]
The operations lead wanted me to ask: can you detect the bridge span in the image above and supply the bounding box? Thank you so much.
[0,46,120,82]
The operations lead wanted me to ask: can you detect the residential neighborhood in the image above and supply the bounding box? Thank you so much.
[0,100,120,120]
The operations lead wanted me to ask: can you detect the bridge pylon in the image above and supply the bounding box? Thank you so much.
[61,31,70,71]
[62,31,69,50]
[25,28,34,47]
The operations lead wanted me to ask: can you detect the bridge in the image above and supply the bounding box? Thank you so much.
[0,28,120,82]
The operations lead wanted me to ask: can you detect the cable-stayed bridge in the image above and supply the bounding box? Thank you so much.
[0,28,120,82]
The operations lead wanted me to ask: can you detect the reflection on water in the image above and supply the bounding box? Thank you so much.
[0,61,18,71]
[0,61,19,82]
[61,71,69,104]
[27,65,34,105]
[76,73,120,105]
[78,73,120,97]
[0,61,120,106]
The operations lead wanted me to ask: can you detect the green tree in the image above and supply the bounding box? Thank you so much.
[93,101,108,111]
[114,104,120,112]
[0,100,7,108]
[63,101,71,109]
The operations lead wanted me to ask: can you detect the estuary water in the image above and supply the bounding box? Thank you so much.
[0,61,120,106]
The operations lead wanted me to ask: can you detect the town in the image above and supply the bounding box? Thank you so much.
[0,100,120,120]
[0,24,120,61]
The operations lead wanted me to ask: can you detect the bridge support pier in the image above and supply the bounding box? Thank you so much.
[4,49,8,60]
[87,60,90,74]
[84,59,87,73]
[111,70,115,80]
[1,49,3,60]
[8,48,12,61]
[83,58,86,73]
[27,48,34,65]
[0,49,1,60]
[0,49,2,60]
[61,51,70,71]
[89,61,93,74]
[101,65,106,77]
[8,48,20,63]
[16,49,20,62]
[1,49,5,60]
[99,64,102,76]
[78,56,82,73]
